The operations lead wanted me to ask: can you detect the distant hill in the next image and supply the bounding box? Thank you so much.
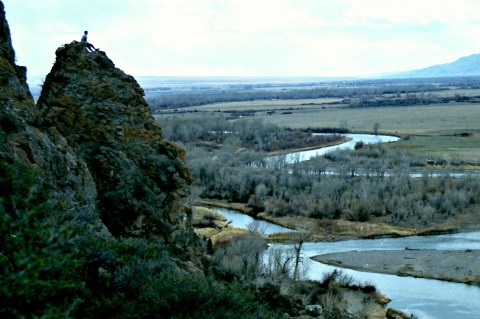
[380,53,480,79]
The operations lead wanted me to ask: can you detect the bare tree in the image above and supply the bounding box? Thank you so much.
[247,220,269,237]
[214,234,267,282]
[292,232,310,281]
[262,247,294,283]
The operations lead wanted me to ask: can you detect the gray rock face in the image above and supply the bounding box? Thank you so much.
[0,2,31,104]
[0,2,100,231]
[37,42,192,240]
[0,1,15,65]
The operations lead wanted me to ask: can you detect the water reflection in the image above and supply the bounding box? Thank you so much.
[211,132,480,318]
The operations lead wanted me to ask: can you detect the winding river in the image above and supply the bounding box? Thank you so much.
[217,206,480,319]
[284,133,400,163]
[213,208,294,235]
[216,133,480,318]
[294,234,480,319]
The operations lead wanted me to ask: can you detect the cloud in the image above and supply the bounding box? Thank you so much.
[5,0,480,77]
[341,0,480,28]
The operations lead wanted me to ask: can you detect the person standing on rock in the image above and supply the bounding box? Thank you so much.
[81,31,99,52]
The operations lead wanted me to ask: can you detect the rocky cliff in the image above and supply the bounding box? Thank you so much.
[0,2,99,229]
[0,3,397,318]
[37,42,192,240]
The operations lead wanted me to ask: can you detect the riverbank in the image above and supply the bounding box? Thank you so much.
[197,200,478,243]
[196,204,480,317]
[312,249,480,286]
[265,135,351,156]
[197,200,457,242]
[191,207,397,319]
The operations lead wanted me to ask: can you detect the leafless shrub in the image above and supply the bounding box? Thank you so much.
[247,220,269,237]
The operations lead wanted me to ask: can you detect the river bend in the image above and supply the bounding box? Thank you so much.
[216,206,480,319]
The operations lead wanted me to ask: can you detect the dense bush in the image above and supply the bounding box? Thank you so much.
[0,161,89,318]
[75,236,289,318]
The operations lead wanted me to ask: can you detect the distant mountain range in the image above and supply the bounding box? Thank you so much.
[378,53,480,79]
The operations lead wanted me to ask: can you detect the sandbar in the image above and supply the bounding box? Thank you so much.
[312,249,480,285]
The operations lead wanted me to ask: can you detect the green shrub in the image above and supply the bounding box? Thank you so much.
[0,161,88,318]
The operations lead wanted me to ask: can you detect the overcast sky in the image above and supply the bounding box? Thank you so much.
[4,0,480,79]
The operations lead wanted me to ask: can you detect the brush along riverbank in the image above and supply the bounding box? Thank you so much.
[191,206,398,319]
[195,201,465,242]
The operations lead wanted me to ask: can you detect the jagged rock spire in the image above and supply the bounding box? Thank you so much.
[0,1,15,64]
[38,41,192,240]
[0,1,100,231]
[1,0,192,242]
[0,1,32,108]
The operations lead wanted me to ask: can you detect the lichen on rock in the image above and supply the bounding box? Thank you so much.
[37,41,192,241]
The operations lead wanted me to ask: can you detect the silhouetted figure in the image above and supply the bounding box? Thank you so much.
[81,31,98,52]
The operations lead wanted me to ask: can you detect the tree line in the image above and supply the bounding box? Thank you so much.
[147,84,444,110]
[157,115,342,153]
[147,77,480,111]
[160,115,480,229]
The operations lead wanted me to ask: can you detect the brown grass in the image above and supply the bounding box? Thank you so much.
[196,200,252,214]
[210,228,251,247]
[191,98,344,112]
[260,212,417,242]
[199,200,423,243]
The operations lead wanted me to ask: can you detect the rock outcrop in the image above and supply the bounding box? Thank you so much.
[0,2,32,116]
[37,42,192,240]
[1,0,191,242]
[0,2,99,228]
[0,3,294,318]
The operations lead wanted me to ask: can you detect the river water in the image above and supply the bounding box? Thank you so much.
[215,206,480,319]
[284,133,400,163]
[213,207,294,235]
[294,234,480,319]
